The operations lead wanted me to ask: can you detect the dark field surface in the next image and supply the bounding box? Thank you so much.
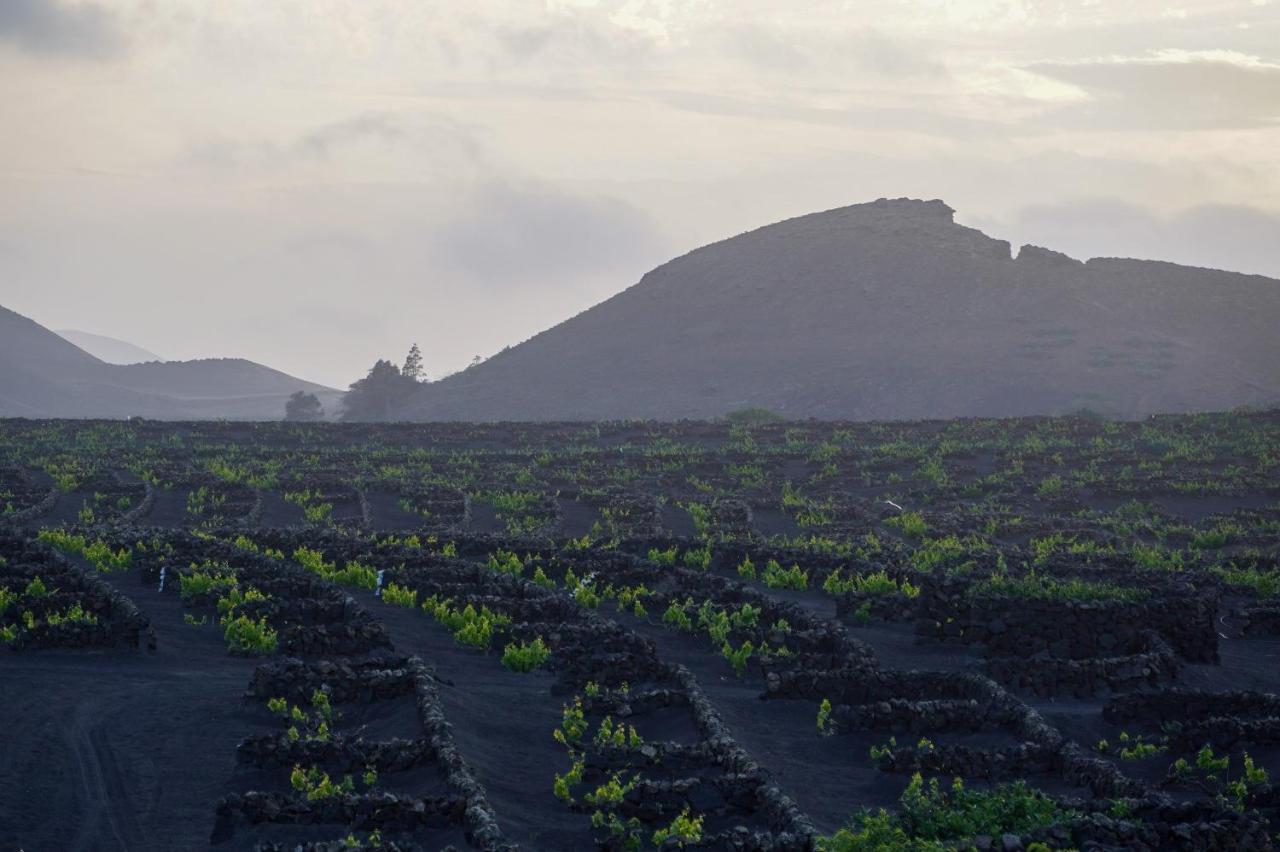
[1,411,1279,851]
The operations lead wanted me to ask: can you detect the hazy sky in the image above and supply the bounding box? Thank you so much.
[2,0,1278,388]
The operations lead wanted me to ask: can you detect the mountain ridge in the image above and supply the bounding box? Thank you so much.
[398,197,1280,421]
[55,329,163,365]
[1,305,340,420]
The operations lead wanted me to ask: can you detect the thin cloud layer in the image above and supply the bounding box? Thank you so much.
[1030,50,1280,129]
[0,0,123,58]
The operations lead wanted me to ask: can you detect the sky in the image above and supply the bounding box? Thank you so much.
[1,0,1278,389]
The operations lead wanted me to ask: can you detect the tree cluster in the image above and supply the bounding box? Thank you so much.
[340,343,426,422]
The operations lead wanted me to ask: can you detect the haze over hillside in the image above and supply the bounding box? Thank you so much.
[398,198,1280,422]
[1,306,340,420]
[55,330,162,365]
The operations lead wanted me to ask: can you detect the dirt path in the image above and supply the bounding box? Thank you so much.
[0,566,267,852]
[66,697,144,851]
[347,587,587,851]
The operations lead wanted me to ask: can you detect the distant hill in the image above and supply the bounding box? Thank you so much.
[1,305,341,419]
[55,329,162,365]
[399,198,1280,421]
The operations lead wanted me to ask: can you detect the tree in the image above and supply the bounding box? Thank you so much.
[402,343,424,382]
[341,360,419,422]
[284,391,324,422]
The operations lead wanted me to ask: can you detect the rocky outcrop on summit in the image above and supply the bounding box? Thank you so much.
[400,197,1280,421]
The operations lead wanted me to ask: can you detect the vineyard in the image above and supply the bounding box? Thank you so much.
[1,411,1278,851]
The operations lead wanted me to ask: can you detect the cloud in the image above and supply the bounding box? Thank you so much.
[182,112,490,176]
[1001,199,1280,279]
[711,23,946,79]
[428,183,669,290]
[0,0,123,58]
[1027,49,1280,129]
[293,114,407,160]
[649,88,1002,138]
[485,7,659,68]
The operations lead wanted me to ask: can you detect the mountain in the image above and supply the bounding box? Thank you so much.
[401,198,1280,421]
[1,305,341,420]
[55,330,162,365]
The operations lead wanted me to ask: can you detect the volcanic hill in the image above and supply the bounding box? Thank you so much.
[401,198,1280,421]
[1,305,340,419]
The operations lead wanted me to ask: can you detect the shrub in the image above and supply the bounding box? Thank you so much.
[381,582,418,608]
[886,511,928,538]
[290,764,354,801]
[824,569,919,598]
[215,586,267,618]
[1191,522,1241,550]
[46,604,97,626]
[584,771,637,807]
[817,698,834,736]
[553,757,584,802]
[730,602,761,629]
[592,716,643,750]
[1212,565,1279,598]
[1036,475,1064,497]
[268,689,335,743]
[683,546,712,570]
[1196,744,1229,777]
[1131,543,1184,572]
[869,737,898,762]
[222,614,278,655]
[293,546,376,590]
[591,810,643,850]
[662,599,693,631]
[820,774,1073,850]
[648,546,678,567]
[421,595,511,650]
[232,535,260,552]
[1115,731,1166,761]
[652,807,704,847]
[722,639,754,677]
[970,572,1147,603]
[486,549,525,577]
[37,530,131,572]
[553,697,589,748]
[501,636,551,672]
[179,566,237,600]
[330,560,377,590]
[284,490,334,524]
[615,584,650,617]
[909,536,976,574]
[684,502,713,538]
[763,560,807,590]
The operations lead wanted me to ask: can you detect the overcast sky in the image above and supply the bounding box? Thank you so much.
[2,0,1278,388]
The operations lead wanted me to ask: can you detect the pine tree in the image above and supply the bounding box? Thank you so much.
[402,344,423,382]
